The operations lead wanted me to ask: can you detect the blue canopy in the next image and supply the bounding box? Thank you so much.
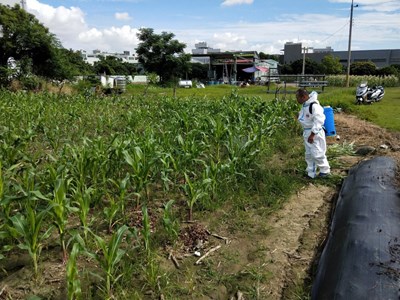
[242,66,269,73]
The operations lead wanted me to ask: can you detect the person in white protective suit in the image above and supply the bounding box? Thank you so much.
[296,89,331,178]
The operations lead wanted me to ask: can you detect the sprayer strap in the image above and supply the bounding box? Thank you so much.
[309,102,316,114]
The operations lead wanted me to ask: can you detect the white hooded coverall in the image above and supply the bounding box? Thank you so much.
[297,91,330,178]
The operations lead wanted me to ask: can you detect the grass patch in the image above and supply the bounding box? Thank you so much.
[319,87,400,131]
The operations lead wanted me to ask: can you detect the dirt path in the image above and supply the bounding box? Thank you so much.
[263,112,400,299]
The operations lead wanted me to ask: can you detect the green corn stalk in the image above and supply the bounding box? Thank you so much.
[107,173,130,220]
[202,159,224,201]
[162,200,179,243]
[71,184,93,241]
[206,115,229,162]
[67,243,82,300]
[0,223,13,262]
[0,161,3,202]
[143,255,160,292]
[159,152,177,192]
[10,202,53,278]
[85,225,129,299]
[141,206,151,258]
[103,193,120,233]
[46,171,77,263]
[182,173,207,221]
[123,147,152,207]
[44,124,61,152]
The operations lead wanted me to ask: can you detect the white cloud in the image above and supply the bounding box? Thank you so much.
[24,0,87,48]
[211,32,248,50]
[2,0,398,54]
[0,0,20,5]
[221,0,254,7]
[20,0,138,51]
[115,12,132,21]
[329,0,400,12]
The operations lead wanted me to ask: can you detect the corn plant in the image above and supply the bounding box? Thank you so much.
[85,225,129,299]
[10,201,53,278]
[141,206,152,258]
[71,184,93,241]
[103,192,121,233]
[159,152,177,192]
[43,124,62,152]
[0,161,12,222]
[0,163,13,261]
[224,132,260,177]
[174,131,206,169]
[107,173,130,220]
[162,200,179,243]
[0,223,13,262]
[47,168,77,263]
[67,243,82,300]
[205,114,229,162]
[201,159,226,201]
[123,147,153,206]
[182,172,208,221]
[0,161,3,200]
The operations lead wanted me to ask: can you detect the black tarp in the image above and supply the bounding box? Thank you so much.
[312,156,400,300]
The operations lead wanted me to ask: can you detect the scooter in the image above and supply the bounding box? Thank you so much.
[355,82,385,104]
[355,82,369,104]
[369,85,385,102]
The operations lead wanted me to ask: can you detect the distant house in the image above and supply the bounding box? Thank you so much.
[191,42,279,84]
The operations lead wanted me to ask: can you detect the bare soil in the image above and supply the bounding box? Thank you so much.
[0,112,399,300]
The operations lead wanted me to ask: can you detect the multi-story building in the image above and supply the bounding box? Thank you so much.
[81,50,138,65]
[283,42,400,68]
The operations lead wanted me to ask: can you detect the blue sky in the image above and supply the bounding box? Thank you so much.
[1,0,400,54]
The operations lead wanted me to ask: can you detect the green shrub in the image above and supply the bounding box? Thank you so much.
[19,75,42,91]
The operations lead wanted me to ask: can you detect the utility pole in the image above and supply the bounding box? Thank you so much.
[302,46,308,77]
[20,0,27,10]
[345,0,358,88]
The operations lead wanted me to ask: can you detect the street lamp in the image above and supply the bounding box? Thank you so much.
[345,0,358,88]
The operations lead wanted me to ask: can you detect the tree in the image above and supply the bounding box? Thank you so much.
[60,49,93,76]
[93,56,136,75]
[279,64,293,75]
[0,5,57,75]
[136,28,191,84]
[290,58,323,75]
[350,61,376,75]
[0,4,89,82]
[259,52,280,62]
[321,54,343,75]
[391,64,400,74]
[376,65,399,77]
[188,62,209,81]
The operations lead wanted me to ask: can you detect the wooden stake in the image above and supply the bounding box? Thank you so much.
[195,245,221,265]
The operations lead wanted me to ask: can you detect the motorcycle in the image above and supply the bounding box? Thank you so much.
[369,85,385,102]
[355,82,385,104]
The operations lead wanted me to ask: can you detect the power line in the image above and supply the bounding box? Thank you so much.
[319,21,349,44]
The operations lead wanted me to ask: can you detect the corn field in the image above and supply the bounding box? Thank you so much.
[0,89,300,299]
[327,74,399,87]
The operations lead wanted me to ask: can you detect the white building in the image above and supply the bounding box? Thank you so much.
[191,42,221,64]
[81,50,138,65]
